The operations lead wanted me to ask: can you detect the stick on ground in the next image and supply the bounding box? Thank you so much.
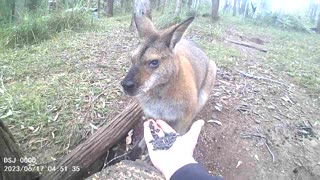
[237,70,289,88]
[226,38,268,52]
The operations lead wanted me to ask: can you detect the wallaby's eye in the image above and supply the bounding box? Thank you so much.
[148,59,160,68]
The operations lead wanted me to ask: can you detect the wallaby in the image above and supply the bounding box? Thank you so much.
[121,15,217,135]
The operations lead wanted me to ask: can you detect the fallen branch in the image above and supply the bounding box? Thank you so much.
[0,121,39,180]
[237,70,289,88]
[225,38,268,52]
[264,141,275,163]
[240,133,276,163]
[43,100,143,180]
[105,151,130,167]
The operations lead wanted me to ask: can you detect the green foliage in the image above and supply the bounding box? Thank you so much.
[155,0,211,29]
[1,15,49,48]
[155,12,184,28]
[224,16,320,97]
[48,10,93,32]
[266,31,320,96]
[1,9,93,48]
[252,12,310,33]
[0,0,13,23]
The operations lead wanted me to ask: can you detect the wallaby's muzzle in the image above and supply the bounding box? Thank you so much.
[121,66,139,96]
[121,79,136,96]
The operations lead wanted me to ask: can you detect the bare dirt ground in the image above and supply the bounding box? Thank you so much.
[193,33,320,179]
[99,20,320,180]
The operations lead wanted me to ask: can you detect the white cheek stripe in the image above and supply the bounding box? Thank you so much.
[141,74,158,93]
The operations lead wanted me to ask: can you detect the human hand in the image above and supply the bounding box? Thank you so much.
[144,119,205,180]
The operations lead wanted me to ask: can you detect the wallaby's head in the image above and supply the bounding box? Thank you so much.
[121,15,194,96]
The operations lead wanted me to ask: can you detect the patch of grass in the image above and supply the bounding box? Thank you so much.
[154,1,211,29]
[252,12,310,33]
[190,17,240,67]
[0,17,128,162]
[216,16,320,97]
[267,32,320,96]
[0,9,94,48]
[198,41,240,67]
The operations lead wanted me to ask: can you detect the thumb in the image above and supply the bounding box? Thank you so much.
[184,120,205,148]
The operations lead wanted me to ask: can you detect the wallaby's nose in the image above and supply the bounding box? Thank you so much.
[121,80,135,90]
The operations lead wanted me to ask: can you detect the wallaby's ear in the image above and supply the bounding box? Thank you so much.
[134,13,157,38]
[162,17,194,49]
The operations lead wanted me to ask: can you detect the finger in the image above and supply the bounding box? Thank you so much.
[144,120,156,150]
[184,120,204,148]
[156,120,176,133]
[147,119,165,137]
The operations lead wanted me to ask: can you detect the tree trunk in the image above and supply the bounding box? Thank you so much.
[43,101,143,180]
[161,0,166,14]
[0,120,39,180]
[120,0,124,9]
[130,0,152,32]
[211,0,220,21]
[123,0,131,13]
[237,0,240,14]
[105,0,114,17]
[188,0,192,9]
[28,0,37,11]
[175,0,182,17]
[239,0,247,15]
[97,0,101,17]
[309,2,318,21]
[313,5,319,21]
[233,0,237,16]
[223,0,230,13]
[11,0,15,21]
[253,0,262,18]
[317,11,320,34]
[244,0,249,17]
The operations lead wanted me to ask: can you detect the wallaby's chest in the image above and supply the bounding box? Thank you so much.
[139,97,186,122]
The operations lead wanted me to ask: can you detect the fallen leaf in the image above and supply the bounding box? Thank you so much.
[213,91,223,97]
[207,120,222,126]
[214,103,223,112]
[28,126,35,131]
[281,96,293,104]
[254,154,259,161]
[32,126,40,133]
[89,123,98,130]
[236,161,243,168]
[126,129,134,151]
[1,110,13,119]
[267,105,275,110]
[53,113,60,122]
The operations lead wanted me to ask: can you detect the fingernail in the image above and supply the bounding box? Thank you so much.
[144,120,151,127]
[197,120,205,126]
[155,119,164,124]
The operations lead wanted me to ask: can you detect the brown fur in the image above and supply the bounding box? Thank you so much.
[121,15,217,134]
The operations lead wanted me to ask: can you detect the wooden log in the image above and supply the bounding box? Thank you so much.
[87,160,164,180]
[42,100,143,180]
[225,38,268,52]
[0,120,39,180]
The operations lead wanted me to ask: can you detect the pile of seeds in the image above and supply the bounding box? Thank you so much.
[148,121,179,151]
